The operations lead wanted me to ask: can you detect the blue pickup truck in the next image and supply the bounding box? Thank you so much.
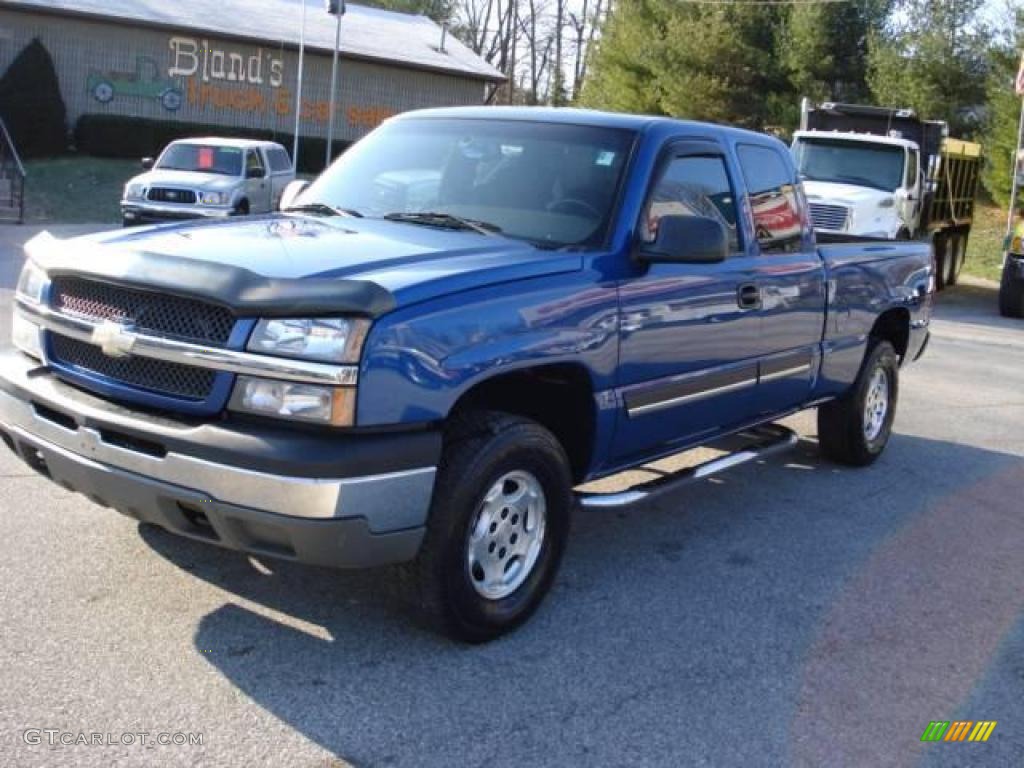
[1,108,932,641]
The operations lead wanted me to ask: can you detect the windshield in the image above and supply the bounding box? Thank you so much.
[297,118,635,248]
[157,144,244,176]
[793,138,905,191]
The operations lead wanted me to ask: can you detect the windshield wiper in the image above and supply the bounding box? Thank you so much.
[284,203,362,218]
[382,211,501,236]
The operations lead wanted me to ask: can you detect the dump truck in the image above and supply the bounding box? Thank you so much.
[792,100,982,290]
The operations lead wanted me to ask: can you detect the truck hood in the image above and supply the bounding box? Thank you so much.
[130,170,243,191]
[802,180,895,205]
[45,214,583,312]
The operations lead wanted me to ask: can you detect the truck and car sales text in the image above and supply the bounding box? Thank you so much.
[167,36,394,128]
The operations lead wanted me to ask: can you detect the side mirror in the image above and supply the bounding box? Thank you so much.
[141,157,154,170]
[279,180,311,211]
[636,215,728,264]
[246,167,266,179]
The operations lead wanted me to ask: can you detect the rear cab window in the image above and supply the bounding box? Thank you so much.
[736,144,805,254]
[268,148,293,174]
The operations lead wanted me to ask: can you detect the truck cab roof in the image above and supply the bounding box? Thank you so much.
[395,106,782,147]
[167,137,287,151]
[793,130,918,150]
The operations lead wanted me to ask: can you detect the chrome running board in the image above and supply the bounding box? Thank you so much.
[576,424,798,509]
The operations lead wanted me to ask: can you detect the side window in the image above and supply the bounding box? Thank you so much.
[641,154,740,251]
[246,150,266,177]
[269,148,292,173]
[737,144,803,254]
[906,150,918,189]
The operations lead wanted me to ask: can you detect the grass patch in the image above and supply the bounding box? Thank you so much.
[964,203,1007,283]
[24,155,137,224]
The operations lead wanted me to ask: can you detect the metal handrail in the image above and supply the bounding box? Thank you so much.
[0,115,25,179]
[0,114,25,223]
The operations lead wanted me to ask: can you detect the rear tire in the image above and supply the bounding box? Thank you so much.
[818,341,900,467]
[933,234,947,291]
[406,411,572,643]
[1000,257,1024,318]
[952,229,968,283]
[942,234,957,288]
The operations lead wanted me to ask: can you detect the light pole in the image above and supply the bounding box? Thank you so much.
[292,0,307,171]
[325,0,346,170]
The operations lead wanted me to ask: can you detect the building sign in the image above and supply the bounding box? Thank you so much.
[168,37,285,87]
[164,35,395,130]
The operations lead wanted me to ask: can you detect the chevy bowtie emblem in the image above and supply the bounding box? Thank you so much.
[91,321,136,359]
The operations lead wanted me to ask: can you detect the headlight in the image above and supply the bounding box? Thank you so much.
[11,313,43,360]
[201,191,230,205]
[15,261,47,304]
[247,317,369,364]
[125,183,146,201]
[228,376,356,426]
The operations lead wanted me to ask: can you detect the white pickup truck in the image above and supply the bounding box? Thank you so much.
[121,138,295,226]
[791,101,982,290]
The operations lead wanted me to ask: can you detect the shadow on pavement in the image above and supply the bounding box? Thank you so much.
[136,431,1024,767]
[934,280,1023,335]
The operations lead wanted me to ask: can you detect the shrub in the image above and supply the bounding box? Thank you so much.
[0,38,68,157]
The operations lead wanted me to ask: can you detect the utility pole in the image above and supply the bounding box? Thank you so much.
[1008,96,1024,235]
[292,0,307,171]
[325,0,346,170]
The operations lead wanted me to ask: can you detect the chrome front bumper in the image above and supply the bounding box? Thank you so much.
[0,357,438,568]
[121,201,234,222]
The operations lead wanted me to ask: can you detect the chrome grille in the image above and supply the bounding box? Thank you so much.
[51,277,235,346]
[47,278,235,406]
[808,203,850,232]
[50,335,216,400]
[147,187,197,204]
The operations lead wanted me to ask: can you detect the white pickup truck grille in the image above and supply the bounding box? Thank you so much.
[808,203,850,232]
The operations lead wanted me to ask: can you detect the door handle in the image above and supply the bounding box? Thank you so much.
[737,283,761,310]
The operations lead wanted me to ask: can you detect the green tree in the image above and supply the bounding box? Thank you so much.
[867,0,989,135]
[981,11,1024,207]
[0,38,67,157]
[581,0,791,129]
[783,0,891,103]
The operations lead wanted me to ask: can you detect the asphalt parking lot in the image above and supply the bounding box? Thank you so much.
[0,224,1022,768]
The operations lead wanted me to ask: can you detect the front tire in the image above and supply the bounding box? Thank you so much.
[1001,257,1024,318]
[408,411,572,643]
[818,341,900,466]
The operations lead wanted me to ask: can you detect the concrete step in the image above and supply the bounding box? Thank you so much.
[0,203,22,223]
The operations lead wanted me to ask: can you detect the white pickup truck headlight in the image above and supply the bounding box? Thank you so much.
[200,191,230,205]
[229,377,356,426]
[125,183,146,201]
[247,317,369,364]
[15,261,47,304]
